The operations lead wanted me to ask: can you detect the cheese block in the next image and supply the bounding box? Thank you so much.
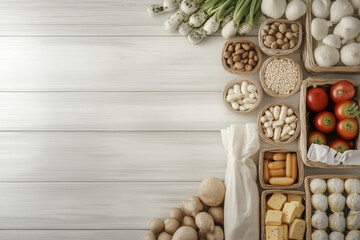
[288,194,302,203]
[282,202,296,224]
[267,193,287,210]
[289,219,306,240]
[265,210,283,226]
[266,226,284,240]
[291,201,305,218]
[282,224,288,240]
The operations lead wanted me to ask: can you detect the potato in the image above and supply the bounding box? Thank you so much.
[158,232,172,240]
[149,218,164,235]
[172,226,198,240]
[198,177,226,207]
[182,196,203,217]
[208,206,224,225]
[206,226,224,240]
[142,232,156,240]
[182,216,197,229]
[195,212,215,233]
[169,208,183,223]
[164,218,180,235]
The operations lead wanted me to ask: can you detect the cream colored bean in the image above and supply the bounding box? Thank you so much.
[247,84,257,93]
[279,105,288,121]
[274,127,281,141]
[273,106,280,120]
[243,98,257,104]
[260,116,267,123]
[227,88,234,95]
[231,101,240,110]
[289,130,295,135]
[285,115,297,124]
[264,121,273,128]
[272,120,284,128]
[233,84,241,94]
[241,81,249,95]
[287,108,293,116]
[226,93,242,102]
[290,122,296,129]
[266,127,274,138]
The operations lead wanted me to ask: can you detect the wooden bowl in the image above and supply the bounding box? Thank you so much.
[257,102,300,145]
[221,39,263,75]
[222,79,263,114]
[258,19,302,56]
[260,56,302,98]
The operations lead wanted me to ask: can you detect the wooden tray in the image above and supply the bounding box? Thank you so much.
[304,175,360,239]
[299,77,360,168]
[259,148,304,189]
[261,190,307,240]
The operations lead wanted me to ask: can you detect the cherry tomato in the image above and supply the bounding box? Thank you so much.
[334,100,360,120]
[314,111,336,133]
[307,131,327,148]
[330,80,355,103]
[306,87,329,112]
[330,139,350,153]
[337,118,359,140]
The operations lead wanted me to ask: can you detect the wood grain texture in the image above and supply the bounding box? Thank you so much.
[0,132,225,181]
[0,182,200,229]
[0,230,147,240]
[0,92,299,131]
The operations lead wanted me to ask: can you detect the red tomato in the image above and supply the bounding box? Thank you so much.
[330,80,355,103]
[306,88,329,112]
[334,100,360,120]
[337,118,359,140]
[314,111,336,133]
[307,131,327,148]
[330,139,350,153]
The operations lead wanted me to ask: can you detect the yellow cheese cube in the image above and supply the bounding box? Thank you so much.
[289,219,306,240]
[267,193,287,210]
[265,210,283,226]
[282,202,296,224]
[266,226,283,240]
[288,194,303,203]
[282,224,288,240]
[291,201,305,218]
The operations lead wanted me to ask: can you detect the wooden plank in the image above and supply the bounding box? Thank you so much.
[0,132,225,181]
[0,182,200,229]
[0,92,300,131]
[0,0,262,36]
[0,230,147,240]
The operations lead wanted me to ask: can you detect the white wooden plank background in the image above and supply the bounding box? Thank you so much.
[0,1,359,239]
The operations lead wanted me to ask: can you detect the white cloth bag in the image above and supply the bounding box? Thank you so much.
[221,123,260,240]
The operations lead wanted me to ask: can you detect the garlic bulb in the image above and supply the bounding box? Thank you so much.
[330,231,344,240]
[312,0,332,18]
[330,0,354,23]
[329,212,346,232]
[311,178,327,194]
[314,45,340,67]
[261,0,287,19]
[285,0,306,20]
[323,34,342,49]
[328,178,345,194]
[345,178,360,194]
[334,17,360,44]
[312,230,329,240]
[312,210,329,230]
[341,43,360,66]
[347,193,360,211]
[350,0,360,9]
[347,211,360,230]
[312,193,329,211]
[346,230,360,240]
[356,34,360,42]
[329,193,346,212]
[311,18,332,41]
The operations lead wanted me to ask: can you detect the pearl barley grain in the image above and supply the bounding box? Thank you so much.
[264,58,299,95]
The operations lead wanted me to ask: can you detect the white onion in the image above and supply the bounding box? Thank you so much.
[341,43,360,66]
[311,18,332,41]
[261,0,287,19]
[330,0,354,23]
[312,0,332,18]
[314,45,340,67]
[322,34,342,48]
[285,0,306,20]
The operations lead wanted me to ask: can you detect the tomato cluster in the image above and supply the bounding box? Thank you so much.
[306,80,359,153]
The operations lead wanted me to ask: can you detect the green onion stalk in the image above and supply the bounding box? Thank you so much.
[188,0,236,44]
[237,0,262,35]
[221,0,252,39]
[179,0,227,36]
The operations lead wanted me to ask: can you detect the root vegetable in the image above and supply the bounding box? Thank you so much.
[195,212,215,233]
[164,10,188,33]
[341,43,360,66]
[311,18,332,40]
[182,216,197,229]
[173,226,198,240]
[206,226,224,240]
[207,206,224,225]
[182,196,203,217]
[285,0,306,20]
[169,208,184,223]
[314,45,340,67]
[149,218,164,234]
[142,232,156,240]
[198,177,225,207]
[334,17,360,44]
[261,0,287,19]
[158,232,172,240]
[164,218,180,235]
[330,0,354,23]
[312,0,331,18]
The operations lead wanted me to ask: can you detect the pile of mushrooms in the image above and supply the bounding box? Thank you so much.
[142,177,226,240]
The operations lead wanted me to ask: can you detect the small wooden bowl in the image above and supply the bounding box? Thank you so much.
[259,148,304,190]
[221,39,263,75]
[257,102,300,145]
[258,19,302,56]
[222,79,263,114]
[261,190,307,240]
[260,56,302,98]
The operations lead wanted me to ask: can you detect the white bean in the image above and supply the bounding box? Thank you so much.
[289,130,295,135]
[281,135,291,141]
[236,99,244,105]
[247,84,257,93]
[249,93,255,99]
[272,120,284,128]
[264,121,273,128]
[265,115,274,121]
[273,127,281,141]
[287,108,293,116]
[231,101,239,110]
[266,127,274,138]
[281,125,291,137]
[227,88,234,95]
[285,115,297,124]
[233,84,241,94]
[239,105,246,111]
[260,116,267,123]
[244,103,255,110]
[270,107,274,113]
[265,110,273,118]
[273,106,280,120]
[279,105,288,121]
[290,122,296,129]
[241,81,249,95]
[243,98,257,104]
[226,93,242,102]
